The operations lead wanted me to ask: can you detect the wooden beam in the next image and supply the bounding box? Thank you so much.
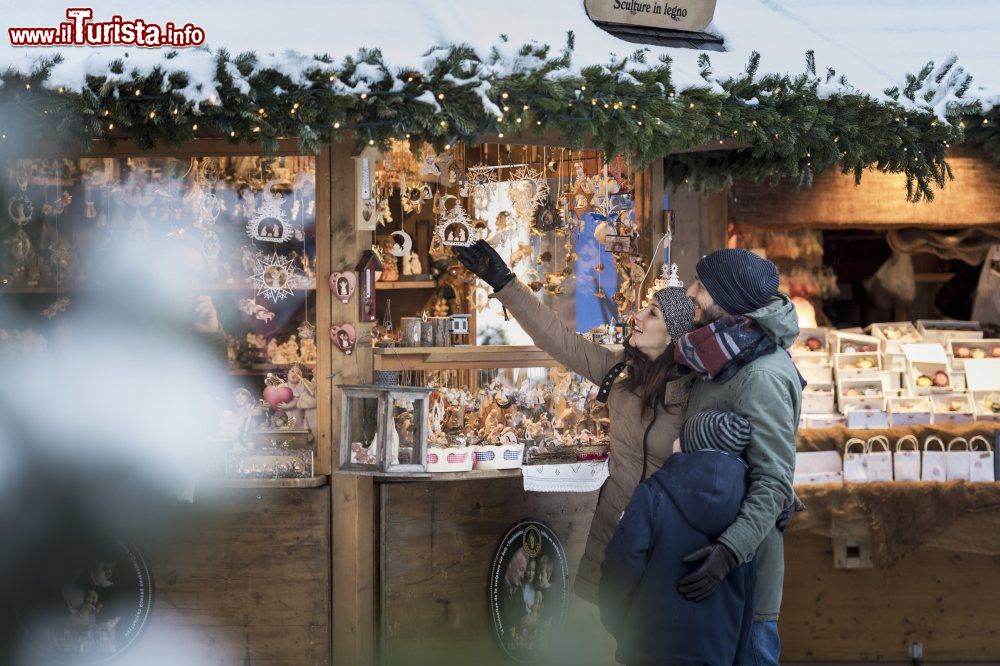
[730,154,1000,229]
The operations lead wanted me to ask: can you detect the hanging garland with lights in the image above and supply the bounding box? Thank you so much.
[0,35,982,201]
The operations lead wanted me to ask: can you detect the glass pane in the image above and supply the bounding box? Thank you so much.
[392,397,423,466]
[1,155,318,475]
[346,396,380,466]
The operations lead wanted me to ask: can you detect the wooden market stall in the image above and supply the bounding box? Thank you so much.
[6,3,1000,666]
[665,149,1000,662]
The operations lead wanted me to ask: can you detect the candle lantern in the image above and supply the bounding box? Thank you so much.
[339,384,433,473]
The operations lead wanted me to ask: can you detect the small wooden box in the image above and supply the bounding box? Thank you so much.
[917,319,983,342]
[226,448,314,478]
[246,428,312,450]
[929,393,975,424]
[869,322,922,354]
[888,396,933,427]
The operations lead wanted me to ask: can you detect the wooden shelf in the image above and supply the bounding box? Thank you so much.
[376,280,437,291]
[373,344,623,371]
[374,345,559,370]
[335,469,522,483]
[204,475,329,489]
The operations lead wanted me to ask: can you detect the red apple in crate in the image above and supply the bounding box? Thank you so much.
[991,345,1000,358]
[263,385,294,410]
[954,345,971,358]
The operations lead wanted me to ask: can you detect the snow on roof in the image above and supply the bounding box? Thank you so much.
[1,0,997,112]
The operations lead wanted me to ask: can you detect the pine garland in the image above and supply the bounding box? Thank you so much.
[0,35,980,201]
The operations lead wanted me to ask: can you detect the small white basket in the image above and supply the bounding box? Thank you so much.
[426,446,474,472]
[472,443,525,470]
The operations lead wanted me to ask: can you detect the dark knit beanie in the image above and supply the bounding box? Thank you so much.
[696,249,780,316]
[653,286,695,341]
[681,410,751,455]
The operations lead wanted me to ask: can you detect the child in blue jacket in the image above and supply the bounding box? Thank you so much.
[600,410,756,666]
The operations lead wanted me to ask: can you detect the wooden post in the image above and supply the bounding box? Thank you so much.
[667,185,728,283]
[329,137,378,664]
[332,472,376,665]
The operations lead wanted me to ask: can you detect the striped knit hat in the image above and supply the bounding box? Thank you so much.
[680,410,751,455]
[653,286,695,341]
[696,249,780,316]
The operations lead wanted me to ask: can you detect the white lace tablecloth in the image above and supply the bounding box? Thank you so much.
[522,460,609,493]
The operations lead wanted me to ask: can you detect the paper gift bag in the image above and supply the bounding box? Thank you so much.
[969,435,996,483]
[921,436,947,482]
[946,437,971,481]
[864,435,894,482]
[843,438,868,483]
[893,434,921,482]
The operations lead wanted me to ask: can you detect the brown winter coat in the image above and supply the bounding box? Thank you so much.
[496,279,692,603]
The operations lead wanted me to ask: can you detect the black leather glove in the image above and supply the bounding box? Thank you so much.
[677,542,739,602]
[777,494,806,533]
[455,240,515,292]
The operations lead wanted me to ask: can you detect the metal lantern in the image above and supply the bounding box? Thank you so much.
[339,384,433,473]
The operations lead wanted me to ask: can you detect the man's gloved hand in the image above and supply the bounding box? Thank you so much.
[455,240,515,291]
[776,494,807,533]
[677,542,739,602]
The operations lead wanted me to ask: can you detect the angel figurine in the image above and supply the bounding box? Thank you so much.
[278,364,318,442]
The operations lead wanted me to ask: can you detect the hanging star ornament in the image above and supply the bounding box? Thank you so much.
[466,165,498,203]
[249,251,300,303]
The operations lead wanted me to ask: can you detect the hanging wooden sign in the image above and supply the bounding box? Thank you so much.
[584,0,717,33]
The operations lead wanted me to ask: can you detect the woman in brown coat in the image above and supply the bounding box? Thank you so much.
[457,240,695,602]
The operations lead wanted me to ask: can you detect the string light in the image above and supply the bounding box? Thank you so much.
[360,93,368,100]
[254,126,261,133]
[437,93,445,100]
[192,123,198,130]
[501,92,509,99]
[333,121,341,128]
[148,111,156,119]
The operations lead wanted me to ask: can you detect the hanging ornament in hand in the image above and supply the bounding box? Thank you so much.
[435,196,475,247]
[250,251,299,302]
[246,181,292,243]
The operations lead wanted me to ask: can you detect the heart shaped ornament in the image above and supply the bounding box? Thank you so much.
[329,271,357,304]
[330,323,357,355]
[263,385,294,410]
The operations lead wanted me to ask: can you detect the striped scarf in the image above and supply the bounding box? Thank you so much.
[674,315,776,384]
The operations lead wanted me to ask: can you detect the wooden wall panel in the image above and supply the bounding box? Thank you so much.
[781,529,1000,662]
[730,155,1000,230]
[379,478,616,666]
[144,487,330,666]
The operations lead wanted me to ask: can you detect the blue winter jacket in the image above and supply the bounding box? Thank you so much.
[599,450,756,666]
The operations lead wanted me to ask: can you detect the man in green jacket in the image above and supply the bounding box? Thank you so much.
[672,248,803,666]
